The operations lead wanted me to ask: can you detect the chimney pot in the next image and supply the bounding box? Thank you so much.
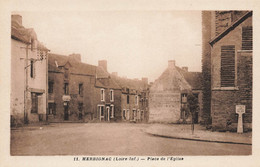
[12,15,22,26]
[98,60,107,72]
[182,67,188,72]
[168,60,175,69]
[112,72,118,76]
[142,77,148,85]
[69,53,81,62]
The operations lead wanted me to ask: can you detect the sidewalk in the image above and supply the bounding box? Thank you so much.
[145,124,252,145]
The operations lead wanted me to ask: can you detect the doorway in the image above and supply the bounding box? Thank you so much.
[106,107,110,121]
[64,104,69,120]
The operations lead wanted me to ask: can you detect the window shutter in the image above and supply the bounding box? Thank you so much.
[221,45,235,87]
[242,26,252,50]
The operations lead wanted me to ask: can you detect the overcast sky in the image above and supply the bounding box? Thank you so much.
[13,11,202,82]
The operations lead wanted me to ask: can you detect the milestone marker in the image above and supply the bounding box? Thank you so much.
[236,105,246,133]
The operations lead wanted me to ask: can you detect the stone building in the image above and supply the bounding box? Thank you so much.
[202,11,252,131]
[148,60,202,123]
[11,15,49,126]
[48,53,97,122]
[93,61,122,122]
[48,56,122,122]
[111,74,149,122]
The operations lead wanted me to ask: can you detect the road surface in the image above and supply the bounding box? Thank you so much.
[11,123,251,155]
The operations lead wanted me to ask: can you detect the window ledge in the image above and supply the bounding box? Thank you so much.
[212,87,239,91]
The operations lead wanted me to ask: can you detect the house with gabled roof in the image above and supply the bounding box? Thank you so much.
[202,11,252,131]
[148,60,202,123]
[48,53,97,122]
[94,71,122,122]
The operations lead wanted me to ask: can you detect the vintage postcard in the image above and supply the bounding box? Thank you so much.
[0,0,259,167]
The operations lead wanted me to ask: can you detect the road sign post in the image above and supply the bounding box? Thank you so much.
[236,105,245,134]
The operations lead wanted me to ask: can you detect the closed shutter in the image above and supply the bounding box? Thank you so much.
[221,45,235,87]
[242,26,252,50]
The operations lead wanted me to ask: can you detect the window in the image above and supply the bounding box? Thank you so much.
[97,105,104,119]
[221,45,235,87]
[48,103,56,115]
[135,95,138,105]
[127,95,129,104]
[64,69,69,79]
[99,105,104,117]
[48,81,54,93]
[242,26,252,50]
[30,60,35,78]
[64,83,69,95]
[181,93,187,104]
[122,109,126,120]
[110,89,114,102]
[79,83,83,96]
[101,89,105,101]
[31,93,38,113]
[110,105,114,118]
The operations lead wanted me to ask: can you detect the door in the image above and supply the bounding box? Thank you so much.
[64,104,69,120]
[106,107,110,121]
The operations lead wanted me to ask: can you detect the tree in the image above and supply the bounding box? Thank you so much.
[187,93,199,134]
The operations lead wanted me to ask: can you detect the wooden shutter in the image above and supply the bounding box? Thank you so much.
[242,26,252,50]
[221,45,235,87]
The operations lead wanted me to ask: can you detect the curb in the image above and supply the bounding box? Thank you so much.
[146,132,252,146]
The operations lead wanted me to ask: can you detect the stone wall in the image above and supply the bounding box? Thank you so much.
[149,91,181,123]
[48,70,96,122]
[210,14,252,131]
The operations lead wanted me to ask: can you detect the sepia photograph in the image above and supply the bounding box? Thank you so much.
[10,10,252,156]
[1,0,259,166]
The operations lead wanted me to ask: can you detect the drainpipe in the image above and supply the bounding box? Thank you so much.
[46,51,48,123]
[24,44,29,124]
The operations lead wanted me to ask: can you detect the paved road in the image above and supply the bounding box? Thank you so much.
[11,123,251,155]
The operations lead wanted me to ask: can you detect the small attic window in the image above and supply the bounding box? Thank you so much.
[55,61,59,67]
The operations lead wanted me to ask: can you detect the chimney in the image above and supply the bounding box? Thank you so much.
[98,60,107,72]
[12,15,22,25]
[168,60,175,69]
[182,67,188,72]
[69,53,81,62]
[112,72,118,76]
[142,77,148,85]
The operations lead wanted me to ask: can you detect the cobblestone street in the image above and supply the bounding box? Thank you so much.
[11,123,251,156]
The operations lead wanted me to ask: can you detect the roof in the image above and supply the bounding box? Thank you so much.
[151,66,192,93]
[37,41,50,51]
[177,67,202,90]
[48,53,96,76]
[11,15,49,51]
[11,16,37,44]
[48,53,120,89]
[210,11,252,46]
[95,78,121,90]
[110,75,148,92]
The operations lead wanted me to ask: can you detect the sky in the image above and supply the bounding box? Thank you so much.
[13,11,202,82]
